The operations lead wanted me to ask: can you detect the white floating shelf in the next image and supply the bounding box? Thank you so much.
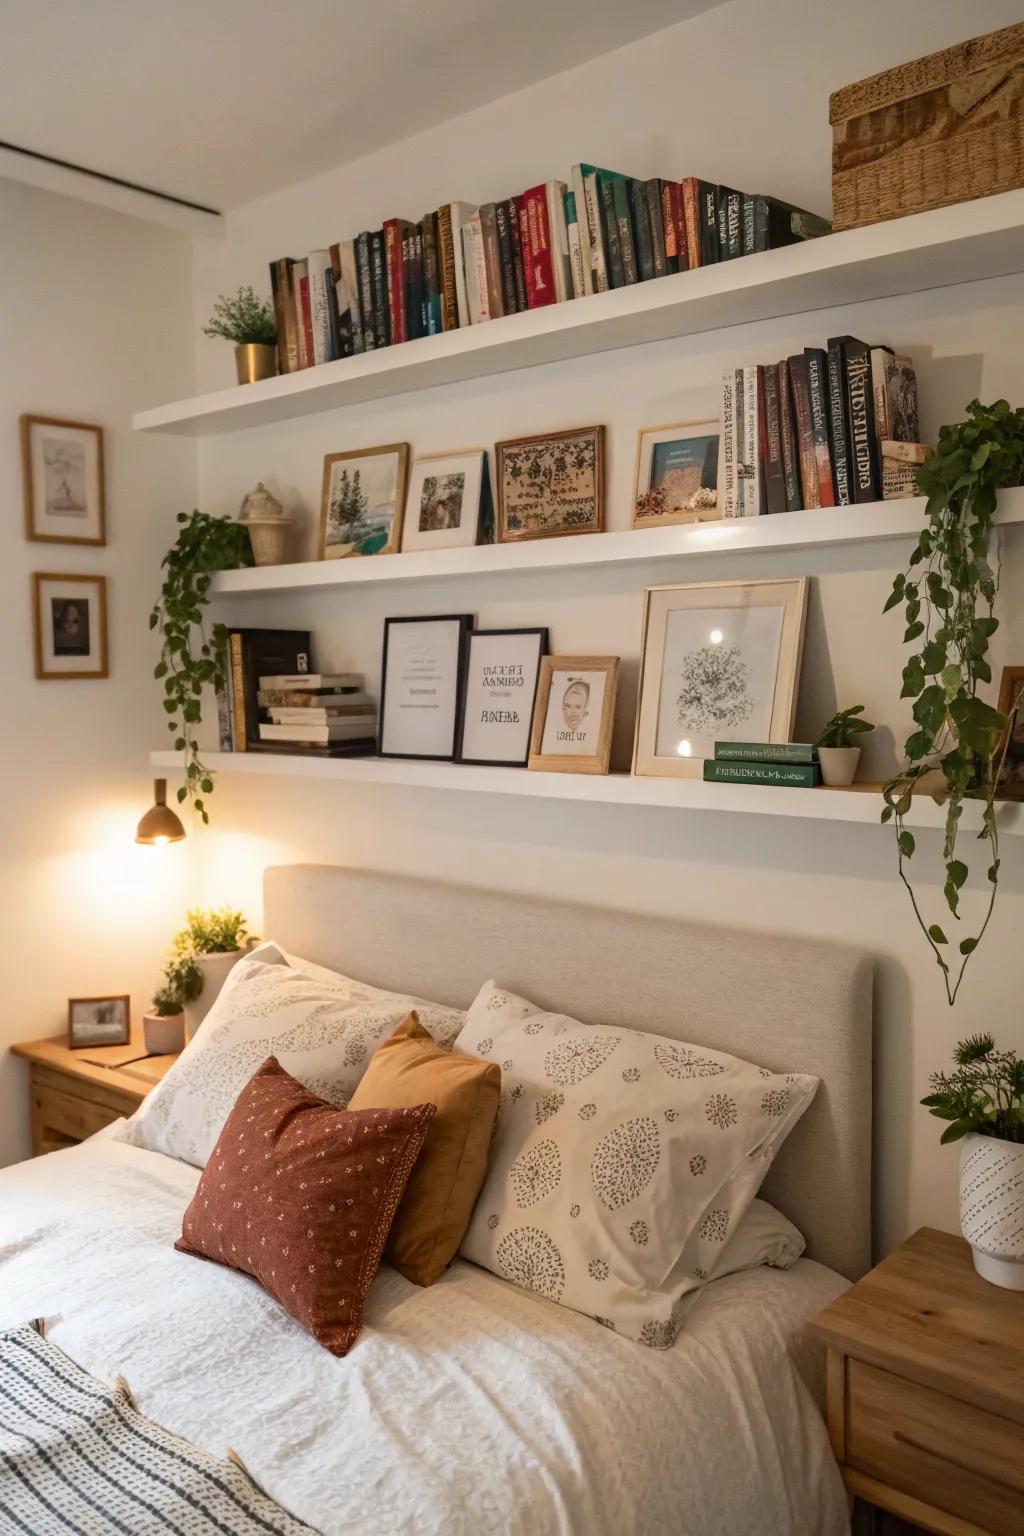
[134,190,1024,437]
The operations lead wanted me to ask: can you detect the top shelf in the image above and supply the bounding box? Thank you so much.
[134,190,1024,437]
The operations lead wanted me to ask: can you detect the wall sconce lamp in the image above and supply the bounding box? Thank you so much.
[135,778,187,845]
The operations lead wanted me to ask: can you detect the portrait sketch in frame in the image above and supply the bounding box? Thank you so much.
[68,995,130,1050]
[401,450,492,553]
[528,655,619,775]
[379,614,473,761]
[32,572,109,680]
[319,442,410,560]
[22,415,105,546]
[633,419,720,529]
[458,627,548,767]
[495,425,604,543]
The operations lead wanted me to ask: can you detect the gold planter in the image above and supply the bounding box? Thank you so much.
[234,343,277,385]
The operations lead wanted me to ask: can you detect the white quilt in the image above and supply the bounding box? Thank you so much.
[0,1132,850,1536]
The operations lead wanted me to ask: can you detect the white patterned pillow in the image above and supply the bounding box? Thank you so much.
[457,981,817,1348]
[119,947,465,1168]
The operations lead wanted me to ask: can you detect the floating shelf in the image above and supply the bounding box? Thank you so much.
[134,190,1024,437]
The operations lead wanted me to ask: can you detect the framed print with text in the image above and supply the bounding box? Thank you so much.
[32,572,109,680]
[379,614,473,760]
[528,655,619,775]
[458,628,548,767]
[22,415,106,546]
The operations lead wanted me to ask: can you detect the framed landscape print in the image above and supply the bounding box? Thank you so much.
[458,628,548,767]
[633,419,720,528]
[68,995,130,1050]
[401,450,492,553]
[379,614,473,760]
[633,579,807,778]
[32,572,109,680]
[319,442,409,559]
[495,425,604,543]
[529,655,619,775]
[22,415,105,546]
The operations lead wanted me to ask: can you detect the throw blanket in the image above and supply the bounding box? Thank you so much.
[0,1324,317,1535]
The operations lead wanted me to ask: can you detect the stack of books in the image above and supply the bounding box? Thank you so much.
[255,674,377,757]
[703,742,820,787]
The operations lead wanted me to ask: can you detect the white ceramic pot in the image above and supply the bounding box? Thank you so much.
[183,948,247,1041]
[818,745,861,787]
[959,1131,1024,1290]
[143,1012,185,1056]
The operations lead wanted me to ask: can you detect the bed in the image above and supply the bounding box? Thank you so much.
[0,865,874,1536]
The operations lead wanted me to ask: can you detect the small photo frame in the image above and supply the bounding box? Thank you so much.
[379,614,473,761]
[529,656,619,776]
[32,573,109,680]
[68,995,130,1050]
[458,628,548,767]
[633,419,720,528]
[400,450,492,553]
[22,415,106,546]
[496,425,604,543]
[997,664,1024,796]
[319,442,410,559]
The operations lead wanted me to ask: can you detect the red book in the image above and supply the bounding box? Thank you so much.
[661,182,679,270]
[383,218,411,345]
[521,184,556,308]
[298,274,314,369]
[680,179,701,269]
[667,182,687,272]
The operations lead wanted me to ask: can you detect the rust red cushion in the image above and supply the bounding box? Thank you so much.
[174,1056,435,1355]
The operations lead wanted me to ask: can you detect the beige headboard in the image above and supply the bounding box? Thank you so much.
[264,864,874,1280]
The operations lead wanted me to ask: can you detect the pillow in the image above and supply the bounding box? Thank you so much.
[707,1197,804,1279]
[175,1057,435,1356]
[347,1012,501,1286]
[457,981,818,1348]
[120,948,464,1168]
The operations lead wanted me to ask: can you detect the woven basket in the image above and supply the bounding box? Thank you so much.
[830,22,1024,230]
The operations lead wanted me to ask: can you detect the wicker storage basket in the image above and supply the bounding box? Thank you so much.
[830,22,1024,231]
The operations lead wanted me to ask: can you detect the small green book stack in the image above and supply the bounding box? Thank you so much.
[704,741,820,787]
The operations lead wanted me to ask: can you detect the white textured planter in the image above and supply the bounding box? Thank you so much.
[959,1132,1024,1290]
[818,745,861,787]
[183,949,246,1041]
[143,1012,185,1056]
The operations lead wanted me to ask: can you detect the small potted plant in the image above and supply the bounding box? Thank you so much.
[168,907,253,1039]
[815,705,875,786]
[143,983,186,1056]
[203,286,277,385]
[922,1033,1024,1289]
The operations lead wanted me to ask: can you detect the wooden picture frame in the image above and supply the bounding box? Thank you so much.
[996,664,1024,798]
[319,442,410,560]
[68,995,131,1050]
[379,614,473,761]
[495,425,604,543]
[32,572,109,680]
[633,419,720,528]
[400,449,492,552]
[458,627,548,767]
[22,414,106,546]
[528,655,619,775]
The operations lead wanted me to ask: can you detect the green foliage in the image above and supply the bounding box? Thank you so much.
[163,954,203,1004]
[171,906,250,957]
[921,1032,1024,1144]
[816,705,875,749]
[150,984,184,1017]
[882,399,1024,1005]
[203,286,276,345]
[151,511,253,824]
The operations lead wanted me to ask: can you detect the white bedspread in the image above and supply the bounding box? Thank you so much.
[0,1132,850,1536]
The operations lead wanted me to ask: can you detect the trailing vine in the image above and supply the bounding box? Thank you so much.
[151,511,252,823]
[882,399,1024,1005]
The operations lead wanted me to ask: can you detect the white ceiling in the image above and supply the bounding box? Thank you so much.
[1,0,723,212]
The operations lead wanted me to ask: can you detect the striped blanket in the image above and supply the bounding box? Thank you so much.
[0,1324,317,1535]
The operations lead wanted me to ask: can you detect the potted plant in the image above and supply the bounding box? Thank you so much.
[922,1032,1024,1290]
[202,285,277,385]
[142,984,186,1056]
[815,705,875,786]
[168,907,253,1040]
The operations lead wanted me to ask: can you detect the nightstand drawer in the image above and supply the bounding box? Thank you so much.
[847,1359,1024,1536]
[32,1083,124,1146]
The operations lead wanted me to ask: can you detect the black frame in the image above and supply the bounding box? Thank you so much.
[379,613,474,761]
[457,627,549,767]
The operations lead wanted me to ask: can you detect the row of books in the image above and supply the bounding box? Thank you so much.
[703,741,820,788]
[719,338,920,517]
[216,628,376,757]
[269,171,830,372]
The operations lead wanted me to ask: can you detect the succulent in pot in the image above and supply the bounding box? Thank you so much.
[202,285,277,385]
[143,984,186,1056]
[815,705,875,786]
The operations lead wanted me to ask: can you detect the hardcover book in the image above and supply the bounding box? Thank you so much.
[494,200,519,315]
[698,181,719,265]
[403,225,423,340]
[291,260,310,368]
[571,164,606,293]
[718,367,739,518]
[269,257,298,373]
[776,360,802,511]
[884,354,919,442]
[662,180,685,273]
[461,215,489,323]
[306,249,336,365]
[369,230,389,348]
[646,178,669,278]
[805,347,837,508]
[843,337,880,502]
[597,173,624,288]
[545,180,572,303]
[679,178,701,269]
[231,629,313,751]
[383,218,412,345]
[478,203,504,319]
[565,191,587,299]
[421,211,442,334]
[741,364,762,515]
[870,345,895,443]
[703,759,820,787]
[826,336,853,504]
[762,364,787,515]
[714,741,819,763]
[508,196,528,311]
[355,233,375,351]
[610,178,636,286]
[788,353,820,508]
[629,179,655,281]
[330,240,360,357]
[521,184,558,306]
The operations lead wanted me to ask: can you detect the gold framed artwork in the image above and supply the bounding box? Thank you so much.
[319,442,410,559]
[21,414,106,546]
[32,572,109,680]
[495,425,604,542]
[528,655,619,775]
[633,579,807,779]
[633,419,720,528]
[68,995,130,1050]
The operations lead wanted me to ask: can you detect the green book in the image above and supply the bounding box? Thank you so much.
[704,759,820,788]
[714,741,819,764]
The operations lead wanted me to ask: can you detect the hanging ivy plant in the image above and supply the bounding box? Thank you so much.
[151,511,252,824]
[882,399,1024,1005]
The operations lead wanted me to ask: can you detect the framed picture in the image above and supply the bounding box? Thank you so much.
[400,450,492,553]
[319,442,410,559]
[32,573,109,680]
[997,665,1024,796]
[68,995,130,1050]
[22,415,105,546]
[633,579,807,779]
[633,419,720,528]
[528,656,619,775]
[379,614,473,760]
[495,425,604,543]
[458,628,548,767]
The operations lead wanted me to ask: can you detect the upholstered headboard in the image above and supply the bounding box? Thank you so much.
[264,864,874,1280]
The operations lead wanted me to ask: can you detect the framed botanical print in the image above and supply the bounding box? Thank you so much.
[633,419,720,528]
[495,425,604,542]
[68,995,130,1050]
[22,415,105,546]
[401,450,492,553]
[458,628,548,767]
[319,442,410,559]
[528,655,619,775]
[379,614,473,760]
[32,572,109,680]
[633,579,807,778]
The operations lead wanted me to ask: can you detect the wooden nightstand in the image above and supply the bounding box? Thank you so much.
[810,1226,1024,1536]
[10,1027,178,1155]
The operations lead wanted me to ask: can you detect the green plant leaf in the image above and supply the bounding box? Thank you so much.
[949,695,1005,760]
[928,925,948,944]
[959,938,978,956]
[898,830,916,858]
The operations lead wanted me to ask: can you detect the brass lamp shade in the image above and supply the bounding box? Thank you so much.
[136,778,186,845]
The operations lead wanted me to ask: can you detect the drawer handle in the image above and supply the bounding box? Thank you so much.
[893,1429,1021,1497]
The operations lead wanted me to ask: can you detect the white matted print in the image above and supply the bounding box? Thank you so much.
[459,628,547,766]
[22,415,105,545]
[401,451,489,553]
[32,572,109,680]
[379,614,472,760]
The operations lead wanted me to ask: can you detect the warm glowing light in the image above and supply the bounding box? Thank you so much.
[709,628,723,644]
[676,739,693,757]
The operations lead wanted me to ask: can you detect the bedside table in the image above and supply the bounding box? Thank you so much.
[811,1226,1024,1536]
[10,1027,178,1155]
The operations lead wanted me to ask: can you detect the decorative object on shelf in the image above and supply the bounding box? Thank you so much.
[151,510,253,823]
[319,443,410,560]
[164,906,252,1041]
[458,628,548,767]
[495,425,604,542]
[400,450,492,552]
[882,398,1024,1005]
[922,1032,1024,1290]
[633,420,719,528]
[528,655,619,775]
[379,614,472,760]
[135,778,187,845]
[21,415,105,546]
[32,572,108,680]
[996,664,1024,795]
[633,578,807,779]
[68,995,130,1051]
[202,286,277,385]
[142,986,185,1056]
[237,481,292,567]
[815,705,875,787]
[881,439,932,500]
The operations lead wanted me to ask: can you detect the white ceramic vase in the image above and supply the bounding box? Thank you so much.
[143,1011,185,1055]
[183,949,246,1041]
[959,1131,1024,1290]
[818,745,861,787]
